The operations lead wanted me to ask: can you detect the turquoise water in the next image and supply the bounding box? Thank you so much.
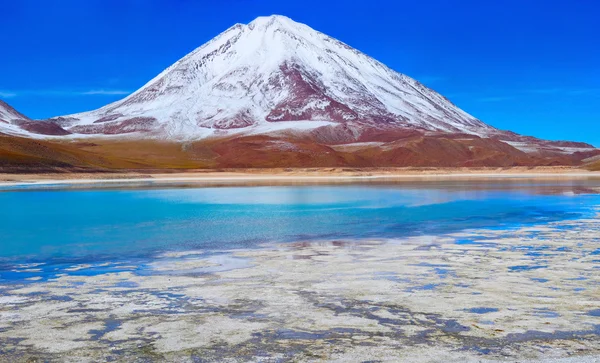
[1,182,599,271]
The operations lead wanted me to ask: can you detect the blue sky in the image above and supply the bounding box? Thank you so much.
[1,0,598,145]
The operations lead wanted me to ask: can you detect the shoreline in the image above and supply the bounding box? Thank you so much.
[2,176,600,361]
[2,167,600,188]
[2,206,600,361]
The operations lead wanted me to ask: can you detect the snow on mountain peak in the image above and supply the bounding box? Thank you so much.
[248,14,295,27]
[61,15,495,139]
[0,100,28,123]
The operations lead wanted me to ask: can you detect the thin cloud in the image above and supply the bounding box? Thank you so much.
[478,96,513,102]
[525,88,562,95]
[81,89,131,95]
[524,87,600,96]
[0,91,17,98]
[419,87,599,105]
[566,88,600,96]
[417,75,446,84]
[441,92,468,99]
[0,89,131,97]
[106,78,120,85]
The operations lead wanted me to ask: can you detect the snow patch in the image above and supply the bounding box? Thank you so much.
[58,15,495,140]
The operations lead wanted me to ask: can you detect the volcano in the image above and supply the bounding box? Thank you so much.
[0,15,597,170]
[59,15,499,138]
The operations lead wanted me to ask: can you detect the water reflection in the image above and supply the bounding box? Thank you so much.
[0,180,599,267]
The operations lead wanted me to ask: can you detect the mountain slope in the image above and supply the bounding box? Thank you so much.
[0,100,28,122]
[62,15,495,139]
[1,100,72,137]
[0,132,592,173]
[1,97,597,171]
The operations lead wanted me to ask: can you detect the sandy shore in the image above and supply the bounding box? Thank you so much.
[1,167,600,188]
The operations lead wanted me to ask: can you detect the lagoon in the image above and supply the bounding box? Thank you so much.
[1,180,599,361]
[1,182,598,263]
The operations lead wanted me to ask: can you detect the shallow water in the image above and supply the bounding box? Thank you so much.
[1,181,599,266]
[1,180,600,361]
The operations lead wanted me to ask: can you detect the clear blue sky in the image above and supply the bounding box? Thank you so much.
[1,0,598,145]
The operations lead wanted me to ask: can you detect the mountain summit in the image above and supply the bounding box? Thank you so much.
[61,15,494,139]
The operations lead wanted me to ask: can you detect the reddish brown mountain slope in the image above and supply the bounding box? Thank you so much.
[1,131,597,173]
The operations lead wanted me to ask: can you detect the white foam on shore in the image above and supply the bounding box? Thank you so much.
[1,172,600,189]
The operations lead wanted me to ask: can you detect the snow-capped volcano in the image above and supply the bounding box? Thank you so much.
[61,15,495,139]
[2,15,596,170]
